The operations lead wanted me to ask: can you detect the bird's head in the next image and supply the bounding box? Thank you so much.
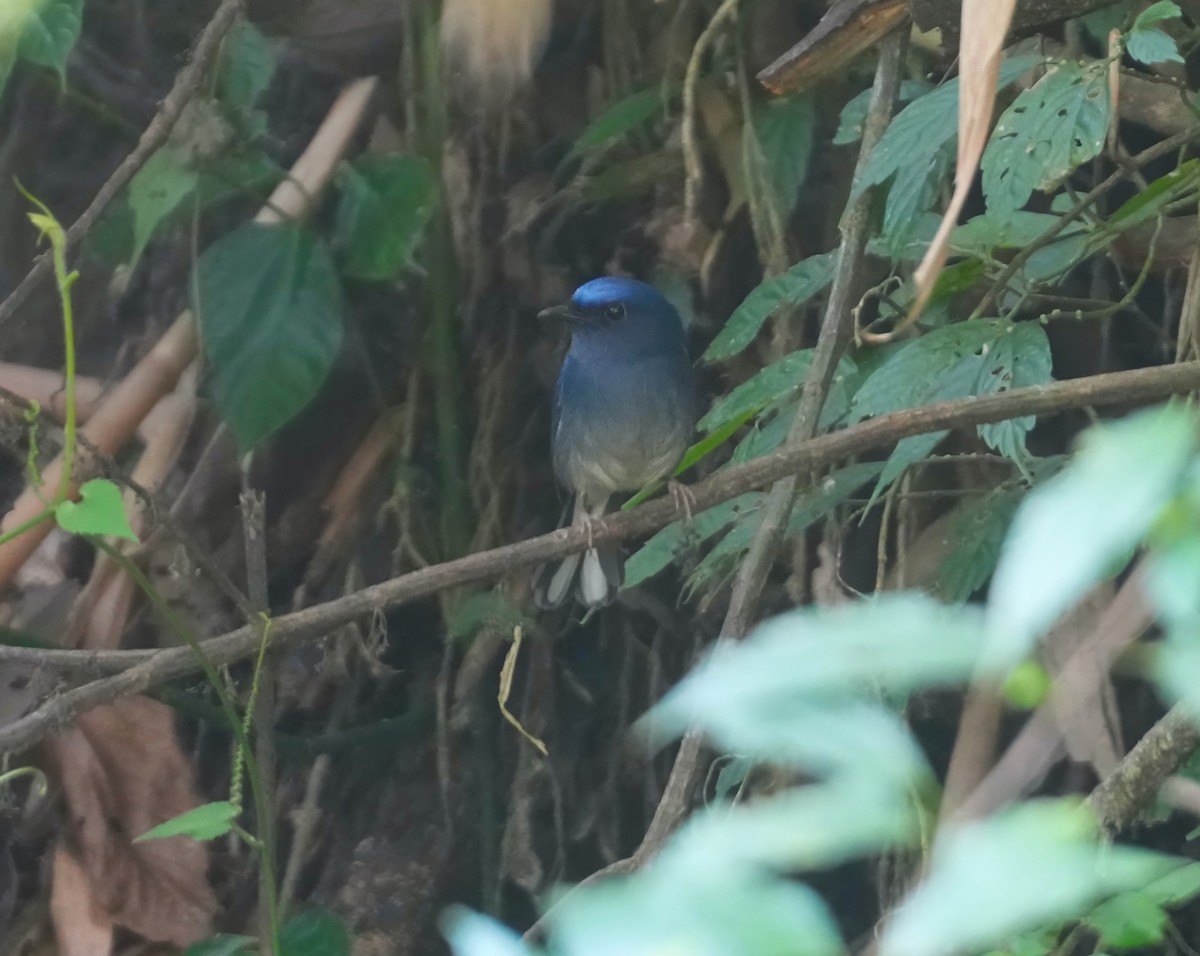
[539,277,686,356]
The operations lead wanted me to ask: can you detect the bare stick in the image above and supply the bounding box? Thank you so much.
[1089,705,1200,835]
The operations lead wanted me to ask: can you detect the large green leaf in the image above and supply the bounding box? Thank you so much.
[699,349,814,432]
[565,85,676,164]
[933,489,1024,602]
[853,55,1041,249]
[127,148,200,264]
[647,594,986,781]
[217,17,275,118]
[685,461,884,596]
[335,154,438,281]
[549,865,843,956]
[0,0,83,98]
[443,908,536,956]
[754,92,815,212]
[194,222,344,449]
[280,910,351,956]
[988,404,1196,666]
[981,62,1110,223]
[624,493,763,590]
[881,800,1179,956]
[703,252,836,361]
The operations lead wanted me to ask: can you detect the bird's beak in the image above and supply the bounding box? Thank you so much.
[537,304,584,324]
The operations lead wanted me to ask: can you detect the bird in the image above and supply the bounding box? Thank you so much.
[534,276,697,609]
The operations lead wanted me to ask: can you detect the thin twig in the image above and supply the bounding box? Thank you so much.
[0,0,244,331]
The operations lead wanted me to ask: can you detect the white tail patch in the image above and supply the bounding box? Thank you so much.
[579,548,610,608]
[441,0,553,97]
[544,551,581,607]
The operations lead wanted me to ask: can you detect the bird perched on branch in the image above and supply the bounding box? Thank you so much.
[534,278,696,609]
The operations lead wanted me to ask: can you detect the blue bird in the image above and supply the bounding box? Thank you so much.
[534,277,697,608]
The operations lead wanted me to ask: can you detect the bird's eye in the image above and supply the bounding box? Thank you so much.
[604,303,625,320]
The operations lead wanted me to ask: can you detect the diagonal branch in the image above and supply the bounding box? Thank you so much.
[4,359,1200,756]
[0,0,244,332]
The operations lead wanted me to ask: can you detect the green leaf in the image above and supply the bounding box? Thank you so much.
[549,860,844,956]
[646,594,987,779]
[54,479,137,541]
[834,80,930,145]
[280,910,351,956]
[662,780,916,875]
[135,801,237,843]
[976,322,1054,465]
[934,489,1024,601]
[565,86,675,164]
[1086,892,1169,949]
[1134,1,1182,28]
[624,493,763,589]
[850,319,1010,422]
[182,936,256,956]
[982,62,1110,223]
[703,252,836,361]
[1126,27,1184,64]
[988,405,1196,667]
[880,800,1180,956]
[217,18,275,117]
[755,93,815,211]
[335,154,438,281]
[0,0,84,98]
[445,590,531,642]
[442,908,536,956]
[854,55,1042,245]
[127,148,199,264]
[699,350,814,432]
[685,461,883,596]
[194,222,343,449]
[1106,160,1200,231]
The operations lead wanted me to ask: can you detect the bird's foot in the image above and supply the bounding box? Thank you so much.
[574,511,607,549]
[668,479,696,523]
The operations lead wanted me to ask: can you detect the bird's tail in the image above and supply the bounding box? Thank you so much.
[533,498,622,609]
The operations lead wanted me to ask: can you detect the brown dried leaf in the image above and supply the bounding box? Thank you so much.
[45,697,217,948]
[49,847,114,956]
[902,0,1019,331]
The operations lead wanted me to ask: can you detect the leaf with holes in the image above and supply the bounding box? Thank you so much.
[982,62,1110,223]
[976,322,1053,465]
[194,222,343,449]
[704,252,835,361]
[54,479,137,541]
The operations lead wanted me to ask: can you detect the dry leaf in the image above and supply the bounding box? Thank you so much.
[441,0,553,98]
[882,0,1018,338]
[49,847,114,956]
[45,697,217,949]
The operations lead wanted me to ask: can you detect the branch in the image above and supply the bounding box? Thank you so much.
[0,0,243,331]
[4,360,1200,755]
[1088,705,1200,835]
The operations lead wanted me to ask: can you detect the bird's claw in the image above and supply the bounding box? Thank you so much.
[575,511,606,549]
[668,479,696,523]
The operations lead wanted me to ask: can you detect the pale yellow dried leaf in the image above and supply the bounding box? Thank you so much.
[441,0,553,97]
[898,0,1019,334]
